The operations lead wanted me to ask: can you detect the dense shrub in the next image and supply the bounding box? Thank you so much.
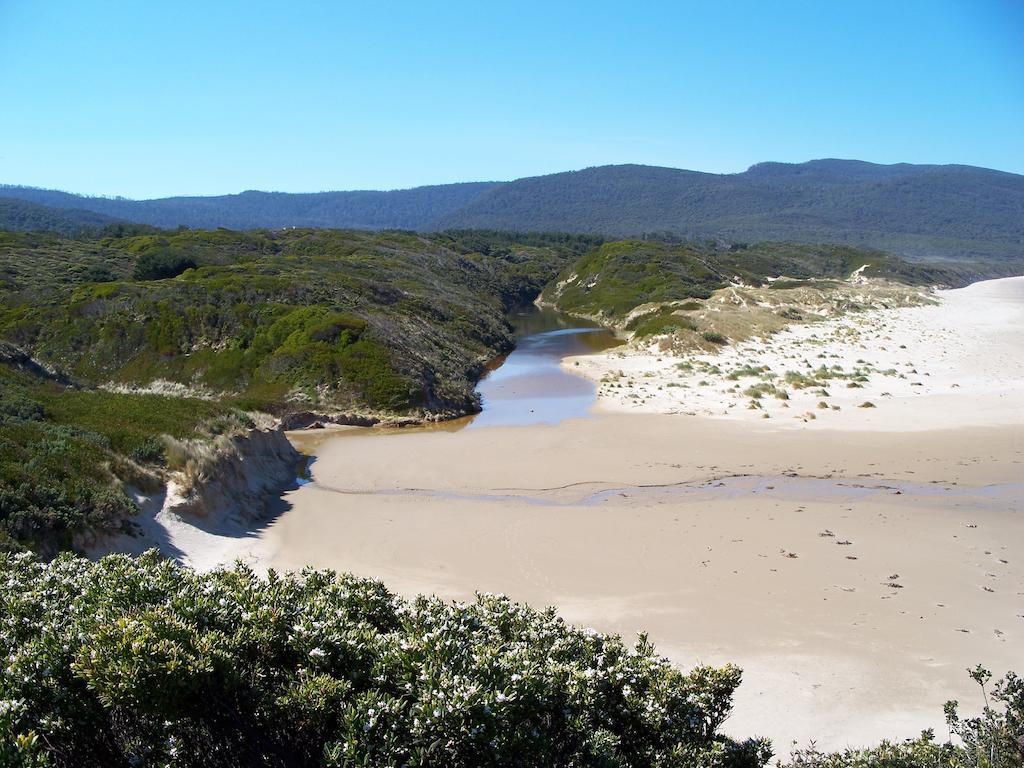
[133,251,198,281]
[0,393,44,421]
[0,552,772,768]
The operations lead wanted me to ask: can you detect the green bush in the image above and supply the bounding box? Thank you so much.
[128,436,166,465]
[0,393,44,422]
[0,552,771,768]
[133,251,197,281]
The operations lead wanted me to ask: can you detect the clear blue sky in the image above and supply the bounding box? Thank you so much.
[1,0,1021,198]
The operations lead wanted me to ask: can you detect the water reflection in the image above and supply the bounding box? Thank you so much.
[469,306,621,428]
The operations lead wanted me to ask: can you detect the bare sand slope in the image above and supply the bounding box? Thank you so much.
[272,416,1023,751]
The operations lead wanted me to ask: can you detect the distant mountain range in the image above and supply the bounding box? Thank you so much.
[3,159,1023,262]
[0,197,123,234]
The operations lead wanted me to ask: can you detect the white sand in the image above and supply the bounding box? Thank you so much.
[570,277,1024,431]
[89,481,276,571]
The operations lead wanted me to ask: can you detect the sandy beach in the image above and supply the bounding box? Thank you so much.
[129,277,1023,752]
[272,415,1022,750]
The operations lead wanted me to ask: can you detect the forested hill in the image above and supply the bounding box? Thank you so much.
[0,181,501,231]
[3,159,1023,263]
[436,161,1024,262]
[0,196,123,235]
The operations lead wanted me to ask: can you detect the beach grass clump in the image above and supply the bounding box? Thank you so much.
[744,383,788,401]
[701,330,728,346]
[0,551,772,768]
[784,371,820,390]
[726,364,772,381]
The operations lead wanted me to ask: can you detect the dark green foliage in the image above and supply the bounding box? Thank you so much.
[0,228,582,415]
[0,552,772,768]
[132,251,196,280]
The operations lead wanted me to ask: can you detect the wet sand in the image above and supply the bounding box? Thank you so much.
[273,416,1023,750]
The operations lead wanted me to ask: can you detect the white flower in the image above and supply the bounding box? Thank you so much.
[309,647,326,658]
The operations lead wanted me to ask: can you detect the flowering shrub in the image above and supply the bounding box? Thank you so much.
[0,551,771,768]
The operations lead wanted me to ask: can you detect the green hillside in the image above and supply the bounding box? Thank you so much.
[0,229,593,415]
[437,161,1024,263]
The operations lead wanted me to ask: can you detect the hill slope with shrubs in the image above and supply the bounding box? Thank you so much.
[540,240,984,323]
[0,228,599,554]
[0,228,596,415]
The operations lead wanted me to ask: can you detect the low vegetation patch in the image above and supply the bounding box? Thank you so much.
[626,308,697,338]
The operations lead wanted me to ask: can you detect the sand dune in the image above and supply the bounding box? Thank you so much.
[571,277,1024,431]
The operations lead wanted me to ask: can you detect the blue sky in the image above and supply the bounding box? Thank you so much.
[0,0,1021,197]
